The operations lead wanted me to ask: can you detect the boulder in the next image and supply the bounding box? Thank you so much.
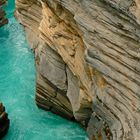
[0,103,10,139]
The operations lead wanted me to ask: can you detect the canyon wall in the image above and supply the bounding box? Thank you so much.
[15,0,140,140]
[0,0,8,27]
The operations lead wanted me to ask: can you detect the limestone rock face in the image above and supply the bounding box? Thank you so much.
[0,103,10,138]
[15,0,140,139]
[0,0,8,27]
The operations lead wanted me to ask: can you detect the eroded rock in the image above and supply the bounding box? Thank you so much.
[0,0,8,27]
[0,103,10,139]
[15,0,140,139]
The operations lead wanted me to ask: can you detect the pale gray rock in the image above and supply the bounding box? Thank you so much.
[15,0,140,139]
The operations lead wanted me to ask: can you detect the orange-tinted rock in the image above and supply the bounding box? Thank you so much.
[15,0,140,139]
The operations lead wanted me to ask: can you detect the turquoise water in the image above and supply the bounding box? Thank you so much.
[0,1,88,140]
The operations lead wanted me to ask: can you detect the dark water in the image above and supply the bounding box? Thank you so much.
[0,0,88,139]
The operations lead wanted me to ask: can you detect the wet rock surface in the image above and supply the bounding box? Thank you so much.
[0,0,8,27]
[15,0,140,139]
[0,103,9,139]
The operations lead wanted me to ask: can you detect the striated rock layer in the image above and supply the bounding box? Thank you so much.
[15,0,140,140]
[0,0,8,27]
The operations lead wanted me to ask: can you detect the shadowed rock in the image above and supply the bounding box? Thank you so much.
[0,103,10,139]
[15,0,140,139]
[0,0,8,27]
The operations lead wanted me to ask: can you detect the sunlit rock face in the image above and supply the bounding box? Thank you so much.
[0,0,8,27]
[16,0,140,139]
[0,103,10,138]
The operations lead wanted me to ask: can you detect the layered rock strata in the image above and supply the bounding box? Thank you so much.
[0,103,10,138]
[16,0,140,140]
[0,0,8,27]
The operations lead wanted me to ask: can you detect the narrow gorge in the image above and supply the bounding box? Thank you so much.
[1,0,140,140]
[0,0,87,139]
